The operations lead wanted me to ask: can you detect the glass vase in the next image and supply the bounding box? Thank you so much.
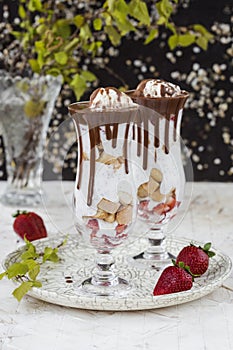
[0,70,61,206]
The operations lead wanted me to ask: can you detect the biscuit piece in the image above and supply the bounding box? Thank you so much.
[116,205,133,225]
[150,168,163,183]
[97,198,121,214]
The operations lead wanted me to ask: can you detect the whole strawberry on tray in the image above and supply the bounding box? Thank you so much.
[153,242,216,296]
[176,242,215,276]
[13,210,48,241]
[153,263,193,296]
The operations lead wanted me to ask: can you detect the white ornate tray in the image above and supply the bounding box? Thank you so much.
[3,235,232,311]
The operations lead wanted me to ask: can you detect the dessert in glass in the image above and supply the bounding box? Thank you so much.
[68,87,138,296]
[127,79,190,263]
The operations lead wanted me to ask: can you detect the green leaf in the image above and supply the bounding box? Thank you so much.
[104,25,121,46]
[70,73,87,100]
[21,250,38,261]
[12,281,34,302]
[196,36,208,50]
[43,247,59,263]
[36,23,46,35]
[112,0,129,17]
[18,5,26,19]
[45,68,63,77]
[87,41,102,56]
[104,0,115,12]
[81,70,96,82]
[160,0,173,18]
[28,264,40,280]
[102,12,112,26]
[28,0,42,11]
[203,242,211,251]
[144,28,158,44]
[128,0,150,26]
[80,23,92,40]
[53,19,71,39]
[23,258,38,270]
[0,272,6,280]
[178,34,196,47]
[11,31,23,40]
[24,99,46,118]
[74,14,84,28]
[166,22,177,34]
[115,17,135,35]
[1,238,65,301]
[29,59,40,73]
[93,18,103,31]
[168,34,178,49]
[7,263,29,279]
[54,52,68,65]
[32,280,42,288]
[193,24,213,40]
[157,16,166,25]
[35,40,45,52]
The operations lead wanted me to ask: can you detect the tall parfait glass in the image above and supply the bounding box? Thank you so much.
[68,88,138,296]
[127,80,190,264]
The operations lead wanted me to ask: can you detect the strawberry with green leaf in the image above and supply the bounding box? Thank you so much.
[176,242,215,276]
[153,262,193,296]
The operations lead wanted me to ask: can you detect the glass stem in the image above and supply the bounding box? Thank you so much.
[91,252,118,287]
[143,225,169,260]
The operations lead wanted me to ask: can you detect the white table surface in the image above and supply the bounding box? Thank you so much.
[0,181,233,350]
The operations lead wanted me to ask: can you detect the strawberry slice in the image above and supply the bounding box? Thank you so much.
[87,219,99,232]
[152,203,170,215]
[13,210,47,241]
[138,200,150,211]
[115,224,127,235]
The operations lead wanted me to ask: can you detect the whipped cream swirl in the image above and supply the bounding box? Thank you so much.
[89,87,136,111]
[137,79,182,98]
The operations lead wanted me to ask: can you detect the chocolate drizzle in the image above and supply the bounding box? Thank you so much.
[127,89,189,161]
[69,88,189,207]
[68,102,136,206]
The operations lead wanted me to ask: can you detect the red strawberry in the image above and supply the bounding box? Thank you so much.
[153,265,193,296]
[176,242,215,276]
[13,210,47,241]
[115,224,127,235]
[152,203,170,215]
[87,218,99,232]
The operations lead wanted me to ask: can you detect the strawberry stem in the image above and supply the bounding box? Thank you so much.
[12,210,28,218]
[191,242,216,259]
[172,259,200,280]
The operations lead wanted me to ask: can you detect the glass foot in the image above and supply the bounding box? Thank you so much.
[77,276,131,297]
[133,250,174,261]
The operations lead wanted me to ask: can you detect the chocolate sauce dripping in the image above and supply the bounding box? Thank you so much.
[87,128,96,206]
[105,124,112,140]
[137,124,142,157]
[123,123,130,174]
[95,126,101,145]
[173,99,184,142]
[112,124,118,148]
[164,118,170,154]
[143,118,149,170]
[76,122,83,190]
[154,117,160,162]
[132,124,135,141]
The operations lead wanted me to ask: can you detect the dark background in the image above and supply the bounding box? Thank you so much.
[0,0,232,182]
